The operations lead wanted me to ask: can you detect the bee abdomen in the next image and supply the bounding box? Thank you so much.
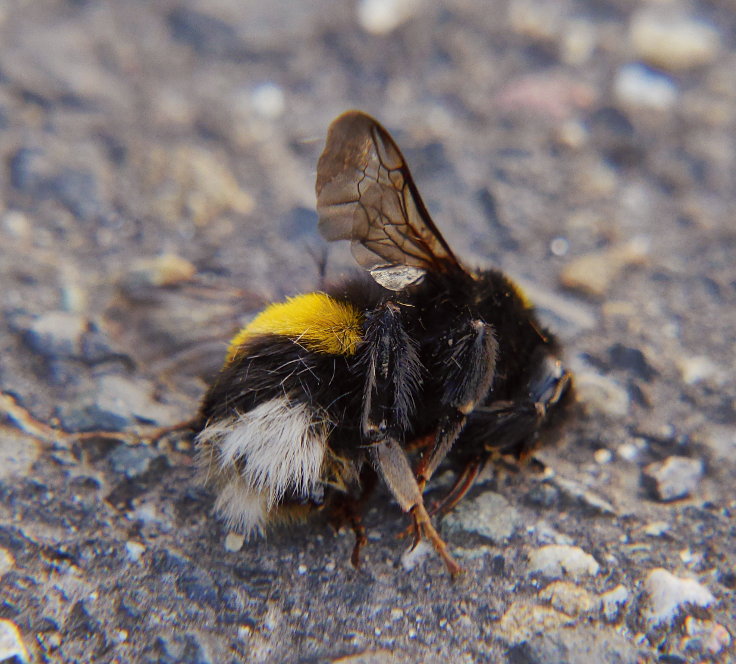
[196,396,332,536]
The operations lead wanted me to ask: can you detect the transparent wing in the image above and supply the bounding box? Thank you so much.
[316,111,465,291]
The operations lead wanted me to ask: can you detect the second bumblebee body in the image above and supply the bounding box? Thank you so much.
[196,111,572,574]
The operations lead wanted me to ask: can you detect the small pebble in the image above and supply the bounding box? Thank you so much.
[0,619,29,664]
[2,210,31,241]
[538,581,596,617]
[443,491,522,544]
[629,8,721,71]
[24,311,88,359]
[507,624,638,664]
[0,548,14,576]
[614,64,678,111]
[496,602,575,644]
[528,544,600,579]
[560,18,597,65]
[642,456,704,502]
[549,237,569,256]
[0,431,41,480]
[358,0,421,35]
[95,374,182,426]
[225,532,245,552]
[251,82,285,119]
[676,355,719,385]
[643,568,715,626]
[112,629,128,644]
[123,254,196,289]
[594,449,612,464]
[401,539,433,571]
[617,439,646,462]
[108,444,159,479]
[599,584,629,621]
[125,541,146,562]
[572,368,630,418]
[682,616,731,655]
[550,476,616,515]
[641,521,670,537]
[560,238,649,299]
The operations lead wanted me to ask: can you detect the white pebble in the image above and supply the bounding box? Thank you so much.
[528,544,600,579]
[125,541,146,563]
[642,456,704,502]
[0,548,15,576]
[629,9,721,71]
[401,539,433,571]
[251,82,285,119]
[358,0,422,35]
[643,568,715,626]
[599,584,629,621]
[0,619,29,664]
[614,64,678,111]
[225,532,245,552]
[550,237,569,256]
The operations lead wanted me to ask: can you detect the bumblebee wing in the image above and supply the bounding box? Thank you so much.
[316,111,464,291]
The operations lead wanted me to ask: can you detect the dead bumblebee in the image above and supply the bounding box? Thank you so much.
[196,111,572,575]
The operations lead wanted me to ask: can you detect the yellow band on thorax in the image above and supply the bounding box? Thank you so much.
[226,292,363,362]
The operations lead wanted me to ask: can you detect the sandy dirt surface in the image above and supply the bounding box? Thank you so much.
[0,1,734,662]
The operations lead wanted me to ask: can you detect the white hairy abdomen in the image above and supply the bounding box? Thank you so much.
[197,397,330,536]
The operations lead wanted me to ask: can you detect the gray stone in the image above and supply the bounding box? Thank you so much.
[642,456,704,502]
[506,624,638,664]
[58,403,130,433]
[108,444,160,479]
[443,491,522,544]
[550,476,616,515]
[24,311,88,359]
[94,374,183,425]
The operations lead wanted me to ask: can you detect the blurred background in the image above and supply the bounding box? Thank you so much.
[0,1,734,662]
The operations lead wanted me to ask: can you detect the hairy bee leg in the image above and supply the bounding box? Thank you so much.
[371,439,463,576]
[416,320,498,486]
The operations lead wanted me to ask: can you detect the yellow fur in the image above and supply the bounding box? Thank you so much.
[226,292,363,362]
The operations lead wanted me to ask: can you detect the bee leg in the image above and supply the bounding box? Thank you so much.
[327,469,377,568]
[430,456,486,518]
[416,320,498,487]
[371,438,463,577]
[361,303,462,575]
[349,513,368,568]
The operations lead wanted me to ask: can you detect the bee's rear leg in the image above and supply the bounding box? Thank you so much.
[327,499,368,568]
[371,438,464,577]
[429,456,486,519]
[327,470,376,569]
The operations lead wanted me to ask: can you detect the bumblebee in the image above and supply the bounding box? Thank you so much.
[196,111,572,575]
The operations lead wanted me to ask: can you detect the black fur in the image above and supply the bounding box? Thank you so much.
[197,266,571,493]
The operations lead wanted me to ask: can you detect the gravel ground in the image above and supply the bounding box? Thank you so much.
[1,1,735,662]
